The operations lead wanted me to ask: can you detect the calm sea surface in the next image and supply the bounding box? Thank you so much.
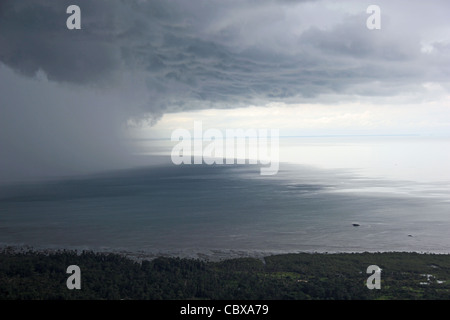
[1,136,449,259]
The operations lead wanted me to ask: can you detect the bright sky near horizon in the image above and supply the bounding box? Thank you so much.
[1,0,450,181]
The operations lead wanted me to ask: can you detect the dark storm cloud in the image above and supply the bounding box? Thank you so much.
[2,0,449,116]
[1,0,450,182]
[0,1,121,83]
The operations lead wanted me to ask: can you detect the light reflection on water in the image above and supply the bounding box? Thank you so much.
[0,136,449,258]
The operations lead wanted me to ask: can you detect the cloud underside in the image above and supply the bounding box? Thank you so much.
[1,0,450,117]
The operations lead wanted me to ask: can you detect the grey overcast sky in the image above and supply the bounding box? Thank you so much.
[1,0,450,181]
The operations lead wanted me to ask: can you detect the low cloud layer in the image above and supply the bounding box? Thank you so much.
[2,0,449,112]
[1,0,450,181]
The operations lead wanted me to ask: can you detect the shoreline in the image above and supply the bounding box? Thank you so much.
[2,244,449,262]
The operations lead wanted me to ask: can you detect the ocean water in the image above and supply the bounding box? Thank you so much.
[0,136,449,259]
